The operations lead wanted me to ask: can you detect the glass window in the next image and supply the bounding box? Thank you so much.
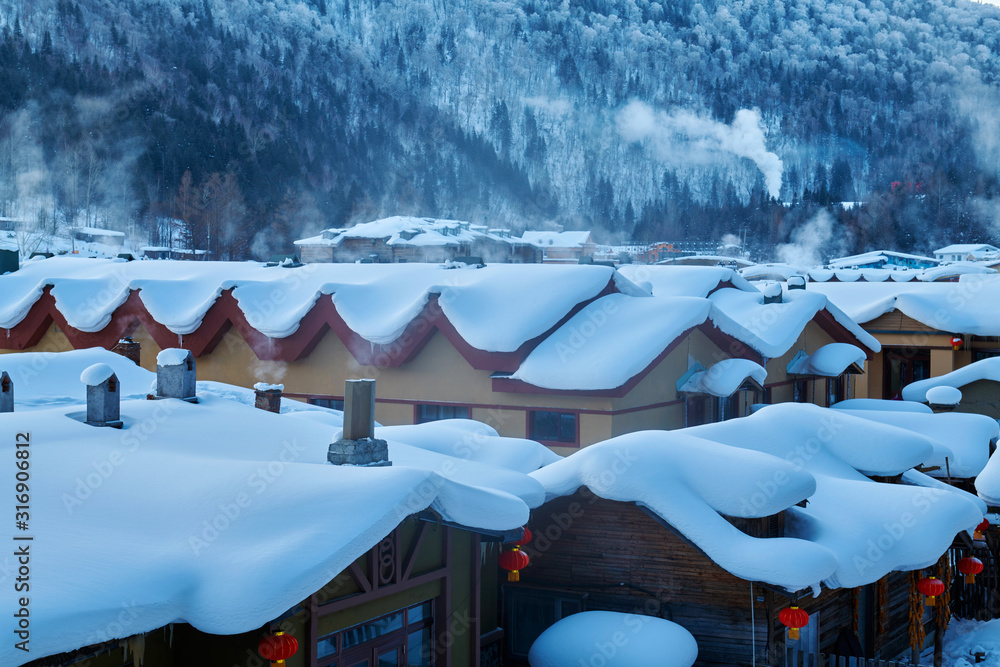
[406,628,432,667]
[310,397,345,411]
[529,411,577,444]
[342,611,405,651]
[416,404,469,423]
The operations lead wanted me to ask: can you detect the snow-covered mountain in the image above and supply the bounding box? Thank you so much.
[1,0,999,258]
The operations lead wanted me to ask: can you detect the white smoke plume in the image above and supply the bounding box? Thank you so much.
[775,209,844,270]
[617,101,784,199]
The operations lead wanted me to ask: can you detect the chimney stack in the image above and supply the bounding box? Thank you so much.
[0,371,12,413]
[761,282,783,304]
[155,349,197,402]
[113,337,141,365]
[254,383,283,413]
[328,379,390,467]
[787,275,807,290]
[81,363,123,428]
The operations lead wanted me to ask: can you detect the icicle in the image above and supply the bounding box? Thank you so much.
[126,635,146,666]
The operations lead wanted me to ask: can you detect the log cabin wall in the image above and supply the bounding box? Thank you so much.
[516,491,777,666]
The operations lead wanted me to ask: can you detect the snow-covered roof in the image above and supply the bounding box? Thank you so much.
[532,403,983,593]
[519,230,594,248]
[677,359,767,396]
[0,349,551,665]
[528,611,698,667]
[73,226,125,237]
[617,264,754,297]
[708,286,880,358]
[294,216,528,248]
[810,275,1000,333]
[0,257,622,352]
[827,250,938,268]
[501,268,878,392]
[935,244,1000,256]
[831,408,997,479]
[903,357,1000,402]
[786,343,867,377]
[926,385,962,406]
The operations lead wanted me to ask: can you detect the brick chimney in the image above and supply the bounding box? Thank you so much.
[155,348,197,402]
[113,337,141,365]
[81,363,123,428]
[254,383,283,413]
[0,371,12,413]
[328,379,390,467]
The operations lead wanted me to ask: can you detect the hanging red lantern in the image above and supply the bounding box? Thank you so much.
[974,518,990,540]
[779,606,809,640]
[512,527,533,547]
[917,576,946,605]
[951,335,964,350]
[259,632,298,665]
[958,557,984,585]
[499,547,530,582]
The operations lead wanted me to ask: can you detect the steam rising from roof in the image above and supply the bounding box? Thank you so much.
[617,100,783,199]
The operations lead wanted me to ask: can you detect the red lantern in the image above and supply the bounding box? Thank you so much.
[499,547,530,582]
[952,335,964,350]
[958,557,984,585]
[917,576,946,605]
[779,606,809,641]
[259,632,298,665]
[512,527,533,547]
[974,518,990,540]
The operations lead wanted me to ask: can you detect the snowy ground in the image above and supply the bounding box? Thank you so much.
[928,618,1000,666]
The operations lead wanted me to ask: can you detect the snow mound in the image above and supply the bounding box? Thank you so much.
[528,611,698,667]
[927,385,962,406]
[831,399,933,413]
[79,362,116,385]
[156,348,192,366]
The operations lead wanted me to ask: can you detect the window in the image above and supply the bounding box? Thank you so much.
[883,348,930,400]
[792,380,810,403]
[528,411,577,445]
[415,404,470,423]
[310,397,345,411]
[826,376,845,407]
[317,601,434,666]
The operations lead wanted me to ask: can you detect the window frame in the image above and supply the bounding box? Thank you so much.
[527,410,580,447]
[414,403,471,424]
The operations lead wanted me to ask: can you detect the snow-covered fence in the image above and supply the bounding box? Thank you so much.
[783,649,926,667]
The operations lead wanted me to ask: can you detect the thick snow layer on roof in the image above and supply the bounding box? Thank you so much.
[926,385,962,406]
[520,230,592,247]
[903,358,1000,402]
[827,251,937,268]
[686,404,982,590]
[936,243,1000,255]
[808,408,996,479]
[810,277,1000,333]
[509,295,712,390]
[831,398,933,413]
[741,263,802,281]
[0,258,623,350]
[617,264,756,297]
[709,287,880,357]
[528,611,698,667]
[0,352,537,666]
[678,359,766,396]
[786,343,866,377]
[531,430,837,591]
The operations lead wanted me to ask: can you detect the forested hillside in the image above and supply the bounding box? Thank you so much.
[1,0,999,259]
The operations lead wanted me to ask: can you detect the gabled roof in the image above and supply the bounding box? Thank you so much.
[294,216,526,248]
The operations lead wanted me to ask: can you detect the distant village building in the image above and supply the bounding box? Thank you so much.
[827,250,939,271]
[519,230,596,264]
[934,243,1000,263]
[295,216,540,264]
[71,226,125,248]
